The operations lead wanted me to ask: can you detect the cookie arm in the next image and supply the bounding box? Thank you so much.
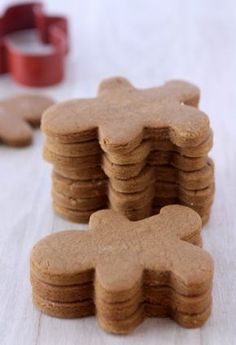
[162,80,200,107]
[30,230,95,285]
[143,205,202,245]
[41,98,100,140]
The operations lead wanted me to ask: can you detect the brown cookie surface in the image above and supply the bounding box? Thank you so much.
[52,171,107,198]
[30,206,214,333]
[108,160,214,193]
[42,77,209,150]
[0,94,54,146]
[53,190,107,211]
[154,159,214,190]
[45,138,102,157]
[44,146,101,167]
[41,77,214,224]
[103,154,209,183]
[53,203,96,223]
[105,131,213,165]
[54,165,106,181]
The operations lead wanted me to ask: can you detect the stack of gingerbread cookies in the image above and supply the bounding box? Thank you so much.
[42,77,214,224]
[30,206,214,333]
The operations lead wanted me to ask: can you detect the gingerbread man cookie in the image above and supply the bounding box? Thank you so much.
[30,205,214,334]
[42,77,209,151]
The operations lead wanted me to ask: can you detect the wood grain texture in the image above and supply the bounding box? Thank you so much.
[0,0,235,344]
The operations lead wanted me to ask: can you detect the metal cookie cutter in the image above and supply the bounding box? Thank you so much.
[0,2,69,86]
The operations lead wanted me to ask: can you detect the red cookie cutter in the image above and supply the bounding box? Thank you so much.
[0,2,69,86]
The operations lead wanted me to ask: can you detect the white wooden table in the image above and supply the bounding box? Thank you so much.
[0,0,235,344]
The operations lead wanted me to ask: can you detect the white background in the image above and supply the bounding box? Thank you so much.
[0,0,235,344]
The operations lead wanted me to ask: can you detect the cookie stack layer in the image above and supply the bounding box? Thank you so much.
[42,77,214,223]
[30,207,214,333]
[44,140,107,223]
[103,132,214,224]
